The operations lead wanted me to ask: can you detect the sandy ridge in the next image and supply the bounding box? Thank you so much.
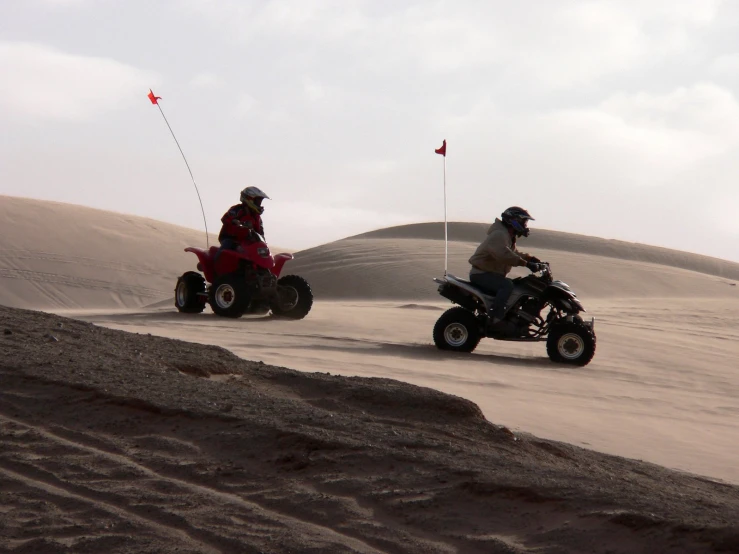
[350,222,739,279]
[2,305,739,553]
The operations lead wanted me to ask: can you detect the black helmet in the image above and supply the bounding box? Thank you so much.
[501,206,535,237]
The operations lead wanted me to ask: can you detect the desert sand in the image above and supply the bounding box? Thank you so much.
[0,196,290,311]
[2,196,739,553]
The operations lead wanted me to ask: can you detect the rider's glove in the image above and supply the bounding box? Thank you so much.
[528,256,542,264]
[526,261,542,272]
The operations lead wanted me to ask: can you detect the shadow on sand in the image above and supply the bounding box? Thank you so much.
[81,310,582,371]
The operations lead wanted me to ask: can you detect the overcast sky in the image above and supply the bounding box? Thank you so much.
[1,0,738,261]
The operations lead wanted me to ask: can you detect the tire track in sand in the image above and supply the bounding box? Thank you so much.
[0,464,221,554]
[0,412,384,553]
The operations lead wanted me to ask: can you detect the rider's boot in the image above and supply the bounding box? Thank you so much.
[488,307,515,335]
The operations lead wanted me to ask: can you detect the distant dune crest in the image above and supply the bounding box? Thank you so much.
[351,222,739,279]
[289,222,739,301]
[1,196,737,309]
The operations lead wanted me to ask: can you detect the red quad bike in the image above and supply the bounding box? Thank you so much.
[174,226,313,319]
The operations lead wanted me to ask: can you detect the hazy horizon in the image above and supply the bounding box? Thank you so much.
[2,1,739,262]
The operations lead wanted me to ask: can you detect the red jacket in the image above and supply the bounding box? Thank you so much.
[218,204,264,243]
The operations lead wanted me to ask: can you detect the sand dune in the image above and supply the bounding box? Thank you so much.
[3,305,738,553]
[3,197,739,552]
[288,222,739,301]
[355,222,739,279]
[4,196,737,310]
[0,196,290,311]
[81,296,739,487]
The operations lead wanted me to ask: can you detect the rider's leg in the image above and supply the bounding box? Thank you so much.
[491,278,514,321]
[214,238,238,266]
[470,272,514,321]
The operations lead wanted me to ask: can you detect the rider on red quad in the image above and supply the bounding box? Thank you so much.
[218,186,270,253]
[468,206,544,328]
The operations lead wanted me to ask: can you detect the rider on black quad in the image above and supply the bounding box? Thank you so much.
[468,206,544,332]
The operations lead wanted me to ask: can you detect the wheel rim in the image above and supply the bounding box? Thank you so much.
[558,332,585,360]
[276,285,299,311]
[176,281,188,306]
[215,284,236,309]
[444,323,469,347]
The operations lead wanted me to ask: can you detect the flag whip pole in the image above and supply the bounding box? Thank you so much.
[443,155,448,276]
[148,89,209,248]
[435,139,448,276]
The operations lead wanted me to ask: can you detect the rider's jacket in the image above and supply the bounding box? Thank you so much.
[468,218,532,276]
[218,204,264,244]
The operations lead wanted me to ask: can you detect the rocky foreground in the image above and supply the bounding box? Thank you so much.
[1,305,738,554]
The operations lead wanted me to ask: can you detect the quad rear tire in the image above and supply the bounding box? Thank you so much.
[270,275,313,319]
[547,321,596,366]
[209,275,249,318]
[433,307,481,353]
[174,272,206,313]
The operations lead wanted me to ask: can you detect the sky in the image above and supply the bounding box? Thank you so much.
[1,0,738,261]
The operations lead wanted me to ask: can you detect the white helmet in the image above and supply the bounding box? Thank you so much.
[240,186,270,214]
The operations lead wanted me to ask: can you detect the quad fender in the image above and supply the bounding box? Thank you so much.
[272,253,293,277]
[542,285,585,313]
[433,274,492,313]
[186,244,277,282]
[184,247,217,283]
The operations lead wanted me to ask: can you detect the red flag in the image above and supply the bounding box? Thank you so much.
[147,89,161,105]
[435,139,446,157]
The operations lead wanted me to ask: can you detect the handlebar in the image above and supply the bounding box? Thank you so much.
[529,261,552,277]
[538,262,552,280]
[231,220,265,243]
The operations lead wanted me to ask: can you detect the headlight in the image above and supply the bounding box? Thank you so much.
[257,247,270,258]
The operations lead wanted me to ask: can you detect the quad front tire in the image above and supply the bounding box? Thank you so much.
[174,272,206,313]
[547,322,596,366]
[433,307,481,353]
[271,275,313,319]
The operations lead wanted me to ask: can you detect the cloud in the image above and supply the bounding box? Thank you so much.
[303,77,326,101]
[184,0,367,40]
[0,41,158,120]
[350,159,398,174]
[267,200,418,247]
[709,53,739,76]
[38,0,86,5]
[444,82,739,189]
[714,192,739,235]
[600,83,739,143]
[234,93,256,118]
[530,83,739,189]
[264,107,292,124]
[232,93,293,124]
[189,72,225,88]
[182,0,722,89]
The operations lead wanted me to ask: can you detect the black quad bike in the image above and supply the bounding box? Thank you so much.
[432,264,596,365]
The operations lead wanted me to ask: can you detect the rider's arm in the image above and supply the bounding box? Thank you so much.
[484,231,528,267]
[220,206,249,240]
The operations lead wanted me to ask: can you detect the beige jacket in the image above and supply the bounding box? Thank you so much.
[468,219,531,276]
